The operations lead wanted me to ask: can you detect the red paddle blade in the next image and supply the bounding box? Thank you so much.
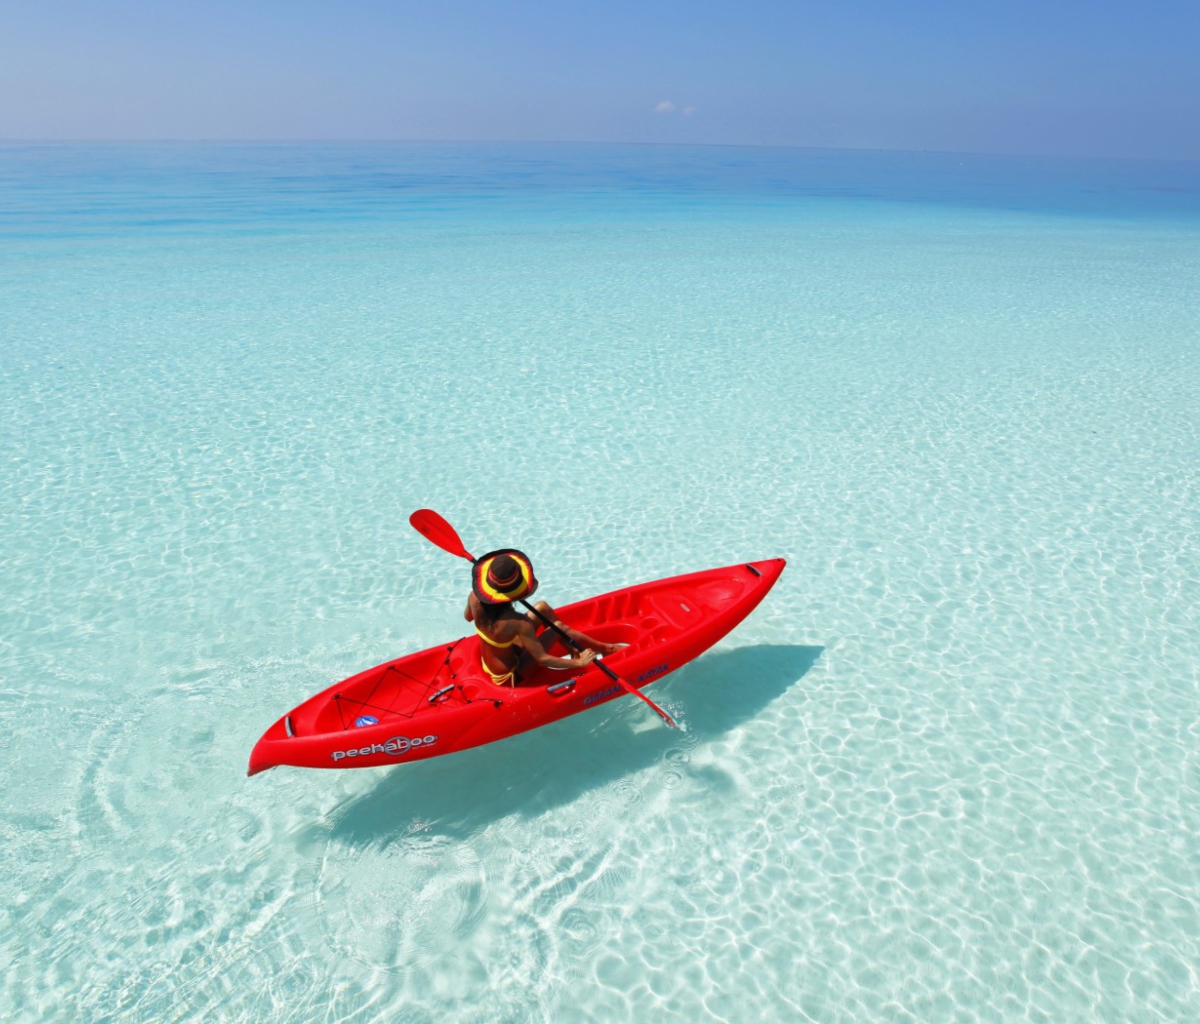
[409,509,475,563]
[624,681,680,729]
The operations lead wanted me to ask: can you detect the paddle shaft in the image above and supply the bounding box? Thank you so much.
[519,599,618,681]
[519,597,677,728]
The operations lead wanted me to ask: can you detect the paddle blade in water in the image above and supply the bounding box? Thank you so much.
[409,509,475,562]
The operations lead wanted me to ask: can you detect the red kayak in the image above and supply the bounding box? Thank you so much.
[247,558,784,775]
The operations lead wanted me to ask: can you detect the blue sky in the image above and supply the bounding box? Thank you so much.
[2,0,1197,158]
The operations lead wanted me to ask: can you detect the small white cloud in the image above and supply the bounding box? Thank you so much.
[682,106,696,116]
[654,100,676,114]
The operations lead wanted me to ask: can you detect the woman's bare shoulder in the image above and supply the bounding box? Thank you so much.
[500,612,536,640]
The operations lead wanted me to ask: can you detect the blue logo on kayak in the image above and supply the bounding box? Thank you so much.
[636,663,669,683]
[354,715,379,728]
[584,685,622,707]
[331,734,438,761]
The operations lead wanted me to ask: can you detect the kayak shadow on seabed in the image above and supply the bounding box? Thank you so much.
[319,643,823,849]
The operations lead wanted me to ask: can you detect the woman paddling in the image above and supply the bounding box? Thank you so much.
[465,549,621,687]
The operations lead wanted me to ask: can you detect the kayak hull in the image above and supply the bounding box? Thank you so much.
[248,558,784,775]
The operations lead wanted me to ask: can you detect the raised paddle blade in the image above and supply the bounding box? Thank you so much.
[409,509,475,563]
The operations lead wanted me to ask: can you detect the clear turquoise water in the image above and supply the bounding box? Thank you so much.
[3,143,1199,1022]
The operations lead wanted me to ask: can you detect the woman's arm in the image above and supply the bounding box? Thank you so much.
[515,622,596,671]
[524,601,620,655]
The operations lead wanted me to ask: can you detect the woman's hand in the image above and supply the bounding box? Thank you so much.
[574,649,598,667]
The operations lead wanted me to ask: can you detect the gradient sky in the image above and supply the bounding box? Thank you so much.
[2,0,1198,158]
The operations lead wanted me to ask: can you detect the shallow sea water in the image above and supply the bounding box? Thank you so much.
[3,144,1200,1022]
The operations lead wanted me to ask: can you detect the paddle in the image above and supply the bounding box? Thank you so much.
[409,508,680,730]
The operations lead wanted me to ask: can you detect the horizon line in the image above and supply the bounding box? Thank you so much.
[1,137,1197,167]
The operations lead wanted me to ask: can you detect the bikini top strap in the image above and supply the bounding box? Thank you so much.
[476,624,519,649]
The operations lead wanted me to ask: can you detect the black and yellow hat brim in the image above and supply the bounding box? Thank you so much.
[472,548,538,605]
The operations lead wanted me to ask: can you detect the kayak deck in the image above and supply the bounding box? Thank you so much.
[248,558,784,774]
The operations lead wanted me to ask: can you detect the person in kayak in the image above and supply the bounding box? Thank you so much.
[466,548,621,687]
